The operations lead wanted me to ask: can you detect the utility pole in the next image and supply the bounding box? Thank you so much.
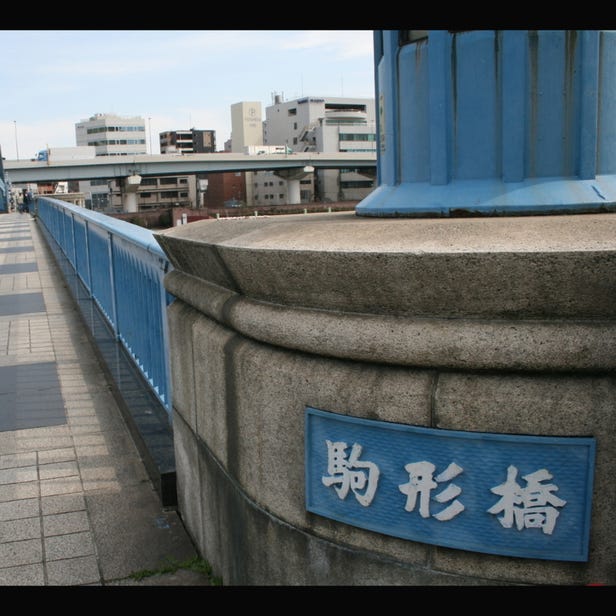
[13,121,19,160]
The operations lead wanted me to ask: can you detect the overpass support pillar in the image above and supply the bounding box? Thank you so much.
[287,179,301,205]
[274,166,314,206]
[123,192,138,213]
[121,174,141,213]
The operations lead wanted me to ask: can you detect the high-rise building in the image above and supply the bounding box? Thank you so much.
[230,102,263,153]
[75,113,196,212]
[75,113,147,157]
[159,129,216,154]
[229,101,263,206]
[257,94,377,205]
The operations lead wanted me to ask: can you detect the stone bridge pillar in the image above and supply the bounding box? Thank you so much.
[155,31,616,586]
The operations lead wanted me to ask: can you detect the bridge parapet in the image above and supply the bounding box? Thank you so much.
[36,196,173,412]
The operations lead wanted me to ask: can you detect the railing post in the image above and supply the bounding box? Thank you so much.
[107,232,119,338]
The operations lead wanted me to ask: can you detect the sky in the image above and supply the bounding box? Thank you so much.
[0,30,375,161]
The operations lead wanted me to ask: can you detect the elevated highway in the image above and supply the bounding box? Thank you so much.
[3,151,376,183]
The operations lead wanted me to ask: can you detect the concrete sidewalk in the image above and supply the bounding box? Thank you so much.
[0,211,213,586]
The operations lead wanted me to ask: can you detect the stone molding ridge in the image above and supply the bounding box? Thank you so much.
[164,270,616,372]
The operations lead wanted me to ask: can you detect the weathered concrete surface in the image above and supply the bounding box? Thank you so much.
[156,211,616,585]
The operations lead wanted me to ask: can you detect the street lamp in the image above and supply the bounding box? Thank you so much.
[13,121,19,160]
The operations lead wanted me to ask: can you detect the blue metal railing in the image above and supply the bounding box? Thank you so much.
[36,197,174,413]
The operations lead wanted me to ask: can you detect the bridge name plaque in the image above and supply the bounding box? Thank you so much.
[305,407,595,562]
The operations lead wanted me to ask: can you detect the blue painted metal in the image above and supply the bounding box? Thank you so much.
[89,225,116,327]
[306,407,595,561]
[0,146,8,212]
[357,30,616,217]
[36,197,174,412]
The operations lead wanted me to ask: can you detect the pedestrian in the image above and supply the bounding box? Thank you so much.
[22,189,31,213]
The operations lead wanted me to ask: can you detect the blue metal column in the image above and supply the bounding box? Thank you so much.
[356,30,616,217]
[0,146,8,212]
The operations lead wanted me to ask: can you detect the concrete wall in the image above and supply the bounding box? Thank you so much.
[156,211,616,585]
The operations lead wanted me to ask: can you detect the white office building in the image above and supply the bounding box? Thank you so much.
[75,113,147,157]
[230,102,263,206]
[261,94,377,204]
[230,102,263,153]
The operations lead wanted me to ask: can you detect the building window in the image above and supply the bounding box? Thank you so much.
[341,180,374,188]
[339,133,376,142]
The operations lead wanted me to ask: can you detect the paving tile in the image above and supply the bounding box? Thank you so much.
[0,563,45,585]
[37,447,76,465]
[43,510,90,537]
[0,497,39,522]
[46,554,101,586]
[0,482,39,503]
[39,475,83,498]
[45,531,95,561]
[0,466,38,485]
[38,460,79,481]
[0,292,44,316]
[0,452,37,470]
[74,444,113,458]
[0,516,40,542]
[12,435,73,453]
[41,493,86,516]
[0,538,42,567]
[71,433,106,448]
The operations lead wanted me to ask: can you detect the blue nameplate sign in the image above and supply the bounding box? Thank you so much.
[305,407,595,562]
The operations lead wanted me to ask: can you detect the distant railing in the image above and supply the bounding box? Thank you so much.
[35,196,174,413]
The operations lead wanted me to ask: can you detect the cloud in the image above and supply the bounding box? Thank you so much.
[278,30,373,59]
[171,30,373,60]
